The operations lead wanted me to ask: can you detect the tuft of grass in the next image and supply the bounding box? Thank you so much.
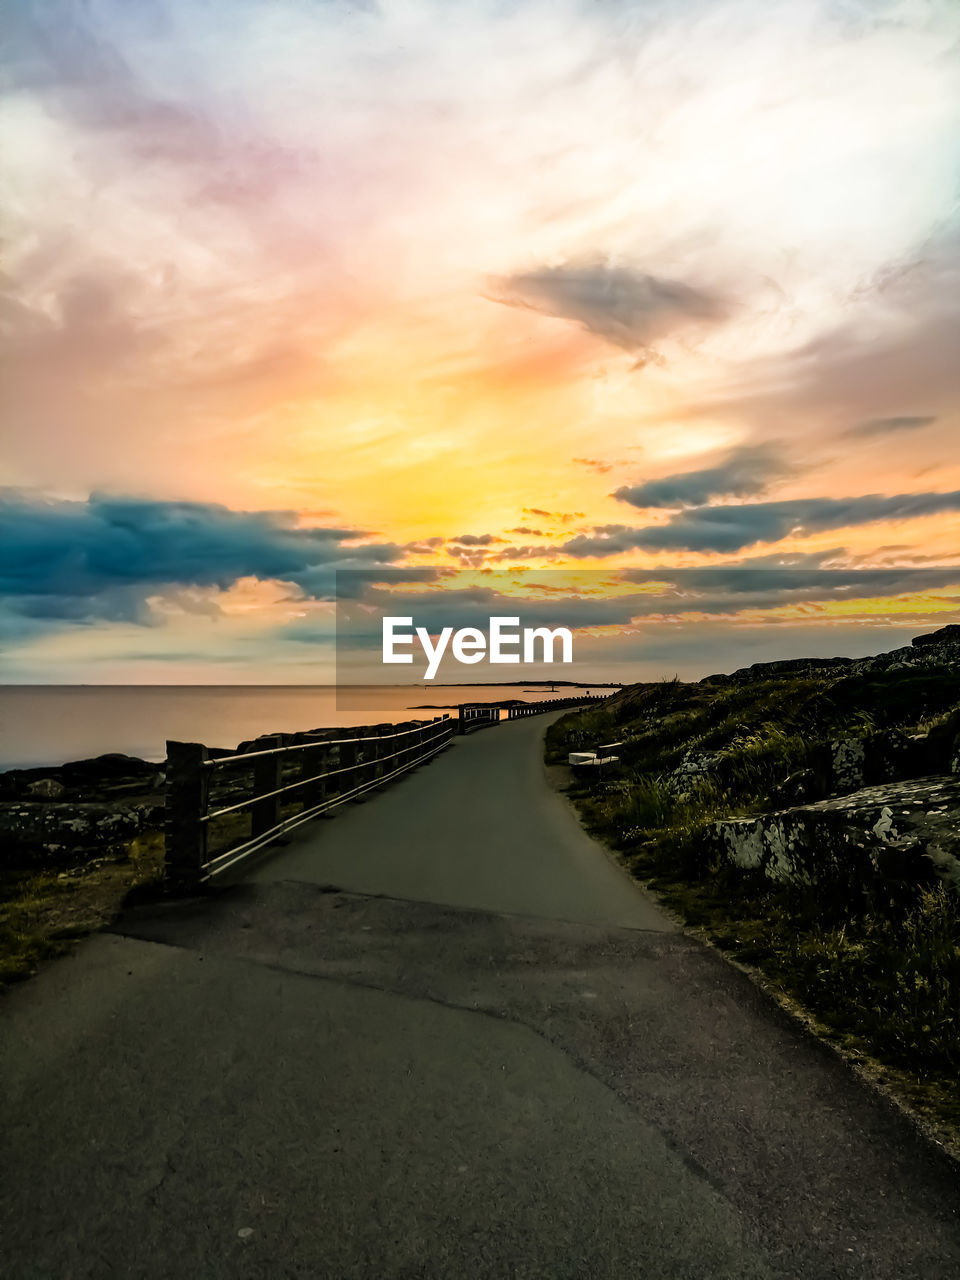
[0,831,165,988]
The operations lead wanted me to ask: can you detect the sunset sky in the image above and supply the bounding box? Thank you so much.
[2,0,959,682]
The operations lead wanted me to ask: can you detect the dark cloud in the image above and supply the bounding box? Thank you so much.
[403,537,445,554]
[614,445,787,510]
[327,567,960,665]
[844,415,937,439]
[556,490,960,555]
[493,261,726,354]
[451,534,502,547]
[0,492,404,627]
[617,551,960,598]
[445,549,493,567]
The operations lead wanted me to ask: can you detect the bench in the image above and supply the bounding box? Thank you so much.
[568,741,623,775]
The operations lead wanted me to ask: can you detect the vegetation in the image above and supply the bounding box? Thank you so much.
[0,832,165,988]
[548,665,960,1144]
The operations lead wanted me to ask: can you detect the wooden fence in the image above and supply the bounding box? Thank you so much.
[505,695,607,720]
[165,715,455,887]
[456,695,607,731]
[164,694,608,887]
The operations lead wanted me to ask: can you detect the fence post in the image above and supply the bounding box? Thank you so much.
[339,736,359,798]
[300,742,327,813]
[251,735,283,838]
[356,728,379,797]
[165,740,209,890]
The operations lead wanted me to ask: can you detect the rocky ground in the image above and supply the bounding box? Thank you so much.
[0,754,165,867]
[0,755,168,985]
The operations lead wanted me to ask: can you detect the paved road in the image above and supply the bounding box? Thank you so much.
[2,716,960,1278]
[242,713,666,929]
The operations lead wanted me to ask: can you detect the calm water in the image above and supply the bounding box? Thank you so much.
[0,685,609,769]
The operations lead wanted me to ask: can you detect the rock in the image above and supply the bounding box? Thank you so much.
[847,627,960,677]
[830,737,866,792]
[700,655,854,686]
[771,768,820,806]
[709,775,960,903]
[674,750,724,777]
[0,801,163,868]
[911,624,960,649]
[0,754,164,803]
[26,778,67,799]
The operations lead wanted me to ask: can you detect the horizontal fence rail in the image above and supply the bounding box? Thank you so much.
[457,695,606,732]
[457,704,500,730]
[165,716,455,886]
[505,695,607,720]
[164,694,610,888]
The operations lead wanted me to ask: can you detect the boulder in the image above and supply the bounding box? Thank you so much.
[0,754,164,802]
[709,775,960,906]
[26,778,67,800]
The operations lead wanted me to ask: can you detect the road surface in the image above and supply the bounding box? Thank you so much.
[2,714,960,1278]
[242,712,666,928]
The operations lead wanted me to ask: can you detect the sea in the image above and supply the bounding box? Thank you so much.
[0,685,613,770]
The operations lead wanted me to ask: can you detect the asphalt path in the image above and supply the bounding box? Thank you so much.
[2,715,960,1278]
[241,713,666,929]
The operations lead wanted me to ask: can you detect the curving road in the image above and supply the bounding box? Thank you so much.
[242,712,667,928]
[2,715,960,1279]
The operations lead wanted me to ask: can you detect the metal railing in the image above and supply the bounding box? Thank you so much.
[458,704,501,730]
[165,715,455,887]
[505,695,607,719]
[458,694,606,731]
[164,694,609,888]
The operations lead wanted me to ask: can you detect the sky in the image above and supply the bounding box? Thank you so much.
[2,0,959,683]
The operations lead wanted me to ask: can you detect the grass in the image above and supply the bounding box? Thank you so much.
[549,668,960,1151]
[0,831,165,988]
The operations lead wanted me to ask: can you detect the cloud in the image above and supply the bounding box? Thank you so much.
[557,490,960,555]
[614,444,787,510]
[573,457,618,474]
[450,533,503,547]
[521,508,584,524]
[404,537,445,554]
[844,415,938,439]
[693,229,960,450]
[617,551,960,598]
[492,261,727,355]
[0,492,404,628]
[324,565,960,664]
